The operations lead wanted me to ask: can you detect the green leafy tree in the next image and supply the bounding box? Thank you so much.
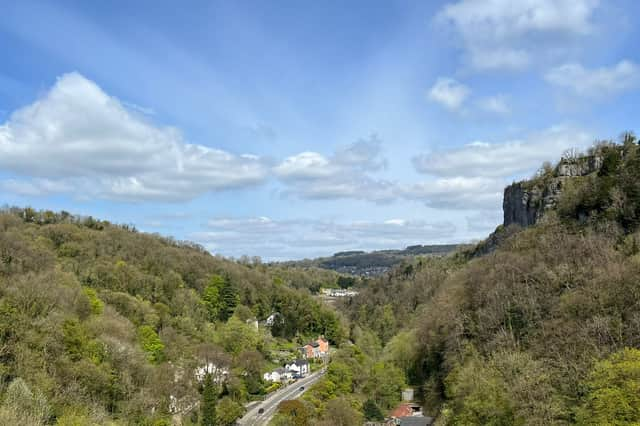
[217,317,259,356]
[201,373,217,426]
[365,362,405,410]
[203,274,224,322]
[577,348,640,425]
[328,361,354,394]
[138,325,164,363]
[62,319,104,363]
[82,287,104,315]
[215,397,244,425]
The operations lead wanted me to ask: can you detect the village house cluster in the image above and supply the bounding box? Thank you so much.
[263,337,329,384]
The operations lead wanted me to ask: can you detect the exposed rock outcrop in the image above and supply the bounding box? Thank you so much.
[503,154,604,228]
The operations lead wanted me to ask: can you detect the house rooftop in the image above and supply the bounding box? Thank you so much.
[399,417,434,426]
[390,403,414,418]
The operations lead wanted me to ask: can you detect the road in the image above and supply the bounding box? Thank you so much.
[237,369,326,426]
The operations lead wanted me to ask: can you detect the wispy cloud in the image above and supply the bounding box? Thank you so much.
[408,126,593,210]
[274,136,396,202]
[545,60,640,98]
[438,0,600,70]
[428,77,470,110]
[403,177,504,210]
[477,94,510,114]
[412,126,593,178]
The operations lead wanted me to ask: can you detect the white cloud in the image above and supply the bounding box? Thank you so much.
[403,177,504,210]
[412,127,593,178]
[438,0,600,70]
[469,48,530,71]
[194,216,457,260]
[478,94,510,114]
[545,60,640,98]
[428,78,470,110]
[407,126,594,210]
[274,136,394,202]
[0,178,74,197]
[0,73,270,201]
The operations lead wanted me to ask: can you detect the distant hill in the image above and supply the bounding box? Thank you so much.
[280,244,460,276]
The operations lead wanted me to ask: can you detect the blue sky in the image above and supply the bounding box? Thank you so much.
[1,0,639,260]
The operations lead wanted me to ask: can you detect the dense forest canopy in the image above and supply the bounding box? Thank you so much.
[0,207,346,425]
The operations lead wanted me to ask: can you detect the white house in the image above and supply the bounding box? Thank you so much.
[263,367,293,383]
[285,360,309,378]
[265,312,281,326]
[263,369,282,382]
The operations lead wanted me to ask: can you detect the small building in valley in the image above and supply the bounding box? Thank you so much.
[300,336,329,359]
[263,367,292,383]
[264,359,309,383]
[285,359,310,378]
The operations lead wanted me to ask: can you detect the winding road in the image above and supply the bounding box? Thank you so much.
[237,368,326,425]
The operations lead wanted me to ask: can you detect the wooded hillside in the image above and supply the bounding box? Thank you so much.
[0,207,344,425]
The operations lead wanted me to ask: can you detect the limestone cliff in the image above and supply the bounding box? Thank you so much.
[503,154,604,227]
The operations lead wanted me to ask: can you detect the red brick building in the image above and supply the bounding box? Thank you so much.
[300,336,329,359]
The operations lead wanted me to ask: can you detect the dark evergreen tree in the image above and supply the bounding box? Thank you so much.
[201,373,217,426]
[219,276,239,322]
[363,398,384,421]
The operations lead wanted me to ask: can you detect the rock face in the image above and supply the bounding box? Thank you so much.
[503,155,603,227]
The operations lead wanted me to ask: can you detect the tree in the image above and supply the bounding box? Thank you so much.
[363,399,384,421]
[216,397,244,425]
[327,361,354,394]
[237,350,265,394]
[138,325,164,363]
[337,276,356,289]
[276,400,312,426]
[321,397,362,426]
[203,274,224,322]
[201,373,217,426]
[366,362,405,410]
[219,276,239,322]
[217,317,259,356]
[577,348,640,425]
